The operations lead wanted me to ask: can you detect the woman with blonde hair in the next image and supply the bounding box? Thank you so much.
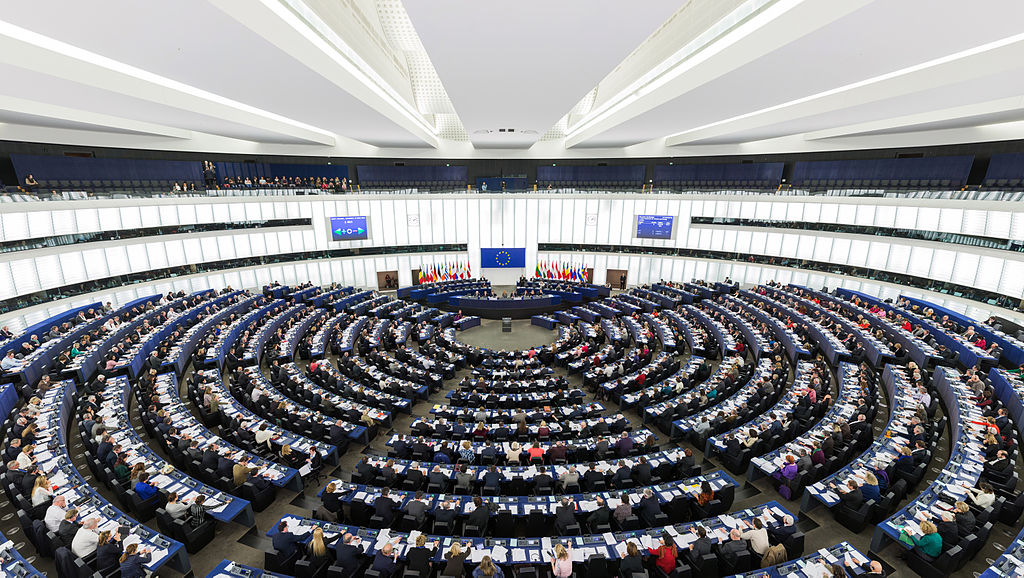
[459,440,475,462]
[506,442,522,465]
[473,555,505,577]
[24,396,41,417]
[407,533,436,575]
[954,500,976,535]
[281,444,303,468]
[551,542,573,577]
[308,527,329,565]
[908,519,942,559]
[859,471,881,502]
[30,474,52,507]
[443,541,472,577]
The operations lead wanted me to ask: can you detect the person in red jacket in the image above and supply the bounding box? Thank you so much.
[648,530,677,574]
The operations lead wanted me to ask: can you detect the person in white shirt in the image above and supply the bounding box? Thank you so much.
[16,446,34,469]
[965,482,996,509]
[255,424,275,448]
[740,517,770,555]
[1,352,18,372]
[44,495,66,533]
[71,518,100,557]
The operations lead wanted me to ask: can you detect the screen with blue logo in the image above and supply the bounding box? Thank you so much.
[329,216,368,241]
[636,215,674,239]
[480,248,526,268]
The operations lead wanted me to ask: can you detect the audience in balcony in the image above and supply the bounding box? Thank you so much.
[219,175,348,191]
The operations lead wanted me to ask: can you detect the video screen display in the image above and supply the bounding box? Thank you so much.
[636,215,674,239]
[329,216,368,241]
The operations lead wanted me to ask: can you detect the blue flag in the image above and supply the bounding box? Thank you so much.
[480,248,526,268]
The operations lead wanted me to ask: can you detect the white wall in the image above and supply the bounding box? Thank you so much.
[0,192,1021,328]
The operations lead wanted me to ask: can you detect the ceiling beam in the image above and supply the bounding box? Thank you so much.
[0,19,337,146]
[0,95,193,139]
[209,0,440,149]
[564,0,873,148]
[666,32,1024,146]
[803,95,1024,141]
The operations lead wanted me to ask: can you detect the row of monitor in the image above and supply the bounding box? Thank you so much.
[328,215,676,243]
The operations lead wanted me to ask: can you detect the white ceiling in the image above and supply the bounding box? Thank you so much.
[403,0,680,148]
[0,0,1022,159]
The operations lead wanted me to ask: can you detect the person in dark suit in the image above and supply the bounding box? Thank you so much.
[718,529,748,565]
[767,515,797,545]
[374,488,398,526]
[392,435,411,459]
[583,463,604,491]
[637,488,662,525]
[216,456,235,480]
[405,534,436,576]
[832,479,864,510]
[428,465,447,489]
[272,520,310,559]
[466,496,492,533]
[335,533,364,575]
[554,498,576,534]
[405,464,426,489]
[611,461,632,488]
[201,445,220,470]
[984,450,1010,475]
[330,420,350,447]
[911,440,929,465]
[481,465,504,490]
[433,500,457,526]
[586,496,611,530]
[534,467,554,492]
[633,456,653,485]
[321,483,343,517]
[95,530,123,572]
[932,512,959,548]
[615,432,634,458]
[894,447,917,479]
[57,509,79,548]
[687,525,713,558]
[954,501,976,537]
[724,434,742,460]
[371,543,400,578]
[679,448,695,473]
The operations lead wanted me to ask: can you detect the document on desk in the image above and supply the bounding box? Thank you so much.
[570,548,586,562]
[490,545,508,564]
[801,560,830,578]
[673,532,697,549]
[470,548,488,563]
[511,549,527,562]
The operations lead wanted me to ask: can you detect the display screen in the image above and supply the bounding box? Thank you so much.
[636,215,674,239]
[329,216,368,241]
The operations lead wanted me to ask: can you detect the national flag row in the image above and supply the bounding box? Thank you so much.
[419,262,471,283]
[534,261,590,282]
